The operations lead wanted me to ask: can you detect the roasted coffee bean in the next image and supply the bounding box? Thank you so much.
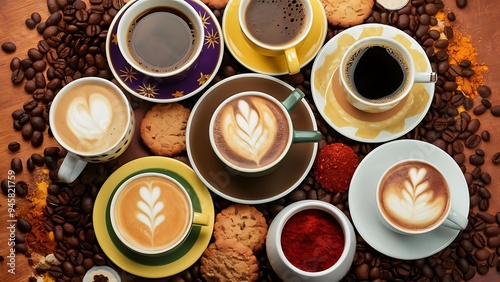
[478,187,491,199]
[473,104,487,115]
[25,18,36,29]
[450,94,464,107]
[492,152,500,164]
[36,22,46,34]
[25,67,36,80]
[481,98,492,109]
[8,142,20,152]
[485,226,500,237]
[42,25,59,40]
[25,80,36,93]
[477,211,496,224]
[488,236,500,248]
[456,0,467,8]
[10,157,25,174]
[491,105,500,117]
[479,198,490,211]
[30,12,42,24]
[48,266,63,278]
[2,42,16,53]
[461,69,475,77]
[481,130,490,141]
[61,261,74,277]
[11,69,25,84]
[31,130,44,147]
[30,116,46,131]
[477,85,491,97]
[465,134,481,148]
[466,118,481,133]
[46,12,62,26]
[17,217,32,233]
[14,181,28,198]
[487,253,498,267]
[15,243,27,254]
[10,57,21,71]
[32,60,47,72]
[81,197,94,214]
[463,97,474,110]
[473,233,486,248]
[28,48,43,61]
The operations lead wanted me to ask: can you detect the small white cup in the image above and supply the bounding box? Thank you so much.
[238,0,313,75]
[49,77,135,183]
[110,172,209,256]
[266,200,356,282]
[208,89,320,176]
[117,0,204,79]
[339,36,436,113]
[376,159,468,235]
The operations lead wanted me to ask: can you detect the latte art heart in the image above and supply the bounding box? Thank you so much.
[67,94,113,149]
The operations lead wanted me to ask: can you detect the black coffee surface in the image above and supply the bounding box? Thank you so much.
[353,46,405,100]
[128,7,195,73]
[244,0,306,46]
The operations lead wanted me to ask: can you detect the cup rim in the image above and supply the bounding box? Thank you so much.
[208,91,294,174]
[116,0,204,78]
[339,36,416,108]
[238,0,313,51]
[273,200,354,276]
[48,77,131,157]
[109,172,194,255]
[375,158,451,235]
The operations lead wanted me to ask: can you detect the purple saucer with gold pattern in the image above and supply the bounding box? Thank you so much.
[106,0,223,103]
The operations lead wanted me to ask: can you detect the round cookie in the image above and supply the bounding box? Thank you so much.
[201,238,259,282]
[320,0,374,28]
[213,204,268,253]
[140,103,190,157]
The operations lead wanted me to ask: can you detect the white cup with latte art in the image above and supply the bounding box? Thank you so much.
[376,159,468,235]
[49,77,135,183]
[110,172,209,255]
[209,89,321,176]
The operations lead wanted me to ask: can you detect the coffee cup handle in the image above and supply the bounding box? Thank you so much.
[58,154,88,183]
[281,88,305,112]
[293,130,322,143]
[442,209,468,230]
[193,212,210,226]
[414,72,438,83]
[284,47,300,75]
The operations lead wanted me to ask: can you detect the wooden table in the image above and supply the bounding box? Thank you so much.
[0,0,498,281]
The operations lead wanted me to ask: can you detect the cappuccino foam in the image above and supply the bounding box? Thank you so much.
[113,175,191,252]
[51,82,128,154]
[212,95,290,169]
[378,161,450,231]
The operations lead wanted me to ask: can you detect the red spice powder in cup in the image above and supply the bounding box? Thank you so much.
[280,209,345,272]
[314,143,359,193]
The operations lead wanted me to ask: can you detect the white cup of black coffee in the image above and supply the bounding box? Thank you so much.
[339,36,437,113]
[117,0,204,79]
[376,159,468,235]
[238,0,313,75]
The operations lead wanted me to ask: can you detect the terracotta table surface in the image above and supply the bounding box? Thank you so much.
[0,0,499,281]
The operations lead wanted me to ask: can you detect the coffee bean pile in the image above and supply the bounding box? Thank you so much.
[3,0,500,281]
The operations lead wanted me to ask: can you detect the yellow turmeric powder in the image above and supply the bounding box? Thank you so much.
[446,28,488,98]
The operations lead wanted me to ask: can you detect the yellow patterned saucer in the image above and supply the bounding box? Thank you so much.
[222,0,327,76]
[93,157,214,278]
[311,23,434,143]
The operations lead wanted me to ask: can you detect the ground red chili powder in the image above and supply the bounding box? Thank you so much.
[280,209,345,272]
[314,143,359,193]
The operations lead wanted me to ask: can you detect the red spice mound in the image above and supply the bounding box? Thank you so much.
[314,143,359,193]
[281,209,345,272]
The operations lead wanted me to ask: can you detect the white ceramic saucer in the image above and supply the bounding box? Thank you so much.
[311,23,434,143]
[348,140,469,260]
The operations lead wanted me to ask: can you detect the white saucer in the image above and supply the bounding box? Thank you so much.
[348,140,469,260]
[311,23,434,143]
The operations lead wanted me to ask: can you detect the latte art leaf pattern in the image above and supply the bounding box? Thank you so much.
[223,99,277,166]
[136,183,166,247]
[386,167,445,225]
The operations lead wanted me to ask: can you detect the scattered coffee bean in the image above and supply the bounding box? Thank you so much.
[2,41,16,53]
[11,157,23,173]
[491,105,500,117]
[31,12,41,24]
[11,69,25,84]
[456,0,467,8]
[31,130,44,147]
[15,181,29,197]
[25,18,36,29]
[8,142,20,152]
[493,152,500,165]
[473,104,487,115]
[17,217,32,233]
[477,85,491,98]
